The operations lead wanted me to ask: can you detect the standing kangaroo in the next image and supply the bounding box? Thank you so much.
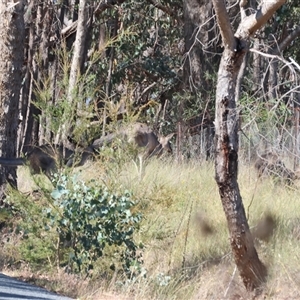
[0,144,93,178]
[92,123,174,158]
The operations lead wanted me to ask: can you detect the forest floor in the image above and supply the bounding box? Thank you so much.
[1,157,300,299]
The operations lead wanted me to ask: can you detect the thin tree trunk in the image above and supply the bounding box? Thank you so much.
[62,0,89,144]
[24,1,43,148]
[20,0,37,152]
[252,38,261,94]
[268,58,278,100]
[39,1,54,144]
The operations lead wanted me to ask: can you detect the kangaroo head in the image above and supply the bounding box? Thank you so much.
[158,133,174,155]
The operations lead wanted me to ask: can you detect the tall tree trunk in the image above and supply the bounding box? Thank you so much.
[215,48,267,290]
[67,0,88,104]
[60,0,88,145]
[183,0,217,92]
[0,1,25,199]
[181,0,216,159]
[19,0,37,153]
[212,0,286,291]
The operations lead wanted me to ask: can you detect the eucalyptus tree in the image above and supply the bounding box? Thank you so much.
[212,0,286,291]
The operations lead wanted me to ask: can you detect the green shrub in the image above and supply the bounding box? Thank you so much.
[47,174,143,277]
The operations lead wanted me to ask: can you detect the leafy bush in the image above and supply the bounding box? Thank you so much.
[4,171,143,279]
[46,174,143,277]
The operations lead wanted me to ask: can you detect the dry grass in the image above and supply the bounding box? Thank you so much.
[1,157,300,299]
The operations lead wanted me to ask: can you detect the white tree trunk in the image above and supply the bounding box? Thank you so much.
[67,0,88,104]
[59,0,88,145]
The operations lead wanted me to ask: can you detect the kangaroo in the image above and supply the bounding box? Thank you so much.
[92,122,174,158]
[0,144,93,178]
[254,152,296,185]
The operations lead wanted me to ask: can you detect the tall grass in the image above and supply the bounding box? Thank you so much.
[2,157,300,299]
[70,157,300,299]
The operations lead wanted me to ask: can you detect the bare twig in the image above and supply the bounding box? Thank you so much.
[136,82,157,103]
[290,57,300,72]
[250,48,300,75]
[145,0,183,25]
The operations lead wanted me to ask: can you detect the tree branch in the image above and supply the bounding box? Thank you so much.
[236,0,286,39]
[240,0,248,20]
[279,25,300,52]
[212,0,236,51]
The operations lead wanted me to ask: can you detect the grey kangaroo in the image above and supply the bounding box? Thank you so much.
[254,152,296,185]
[92,122,174,158]
[0,144,93,178]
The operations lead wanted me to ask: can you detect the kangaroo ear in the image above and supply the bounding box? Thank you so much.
[165,133,175,141]
[158,132,174,144]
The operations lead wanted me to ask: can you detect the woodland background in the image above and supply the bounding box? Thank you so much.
[2,0,300,164]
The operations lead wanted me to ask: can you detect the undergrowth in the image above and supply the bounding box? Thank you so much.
[1,158,300,299]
